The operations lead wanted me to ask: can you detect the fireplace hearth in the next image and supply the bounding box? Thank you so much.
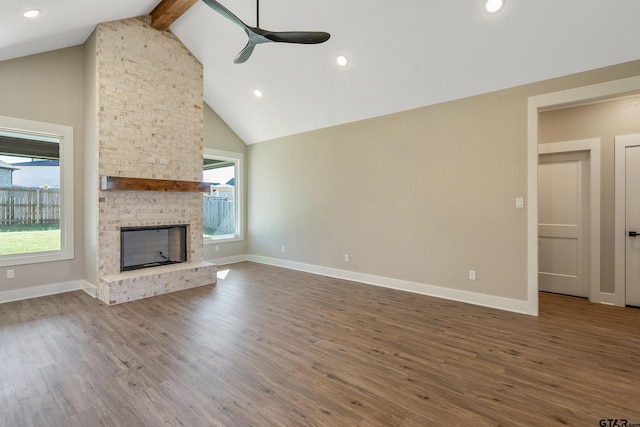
[120,225,187,272]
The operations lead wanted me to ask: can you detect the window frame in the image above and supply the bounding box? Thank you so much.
[202,148,243,244]
[0,115,74,267]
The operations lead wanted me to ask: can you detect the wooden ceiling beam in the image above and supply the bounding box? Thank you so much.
[150,0,198,31]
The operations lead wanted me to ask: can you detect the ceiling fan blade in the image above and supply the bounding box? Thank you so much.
[234,42,257,64]
[201,0,250,33]
[256,30,331,44]
[201,0,331,63]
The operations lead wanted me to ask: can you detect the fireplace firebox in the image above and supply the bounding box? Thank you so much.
[120,225,187,272]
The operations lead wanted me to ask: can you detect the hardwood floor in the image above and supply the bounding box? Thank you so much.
[2,261,640,426]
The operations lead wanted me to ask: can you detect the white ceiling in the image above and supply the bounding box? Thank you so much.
[2,1,640,145]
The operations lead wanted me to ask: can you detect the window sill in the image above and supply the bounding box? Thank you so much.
[0,248,74,267]
[203,235,244,245]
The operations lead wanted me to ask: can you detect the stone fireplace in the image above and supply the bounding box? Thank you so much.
[86,16,217,305]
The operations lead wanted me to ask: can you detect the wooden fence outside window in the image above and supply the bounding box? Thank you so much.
[0,186,60,224]
[203,196,234,235]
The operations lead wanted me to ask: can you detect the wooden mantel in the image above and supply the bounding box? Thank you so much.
[101,176,211,192]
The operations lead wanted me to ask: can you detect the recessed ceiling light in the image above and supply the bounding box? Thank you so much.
[484,0,504,13]
[336,56,348,67]
[253,89,263,98]
[23,9,40,18]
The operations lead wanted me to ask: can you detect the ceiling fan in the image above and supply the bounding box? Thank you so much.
[201,0,331,64]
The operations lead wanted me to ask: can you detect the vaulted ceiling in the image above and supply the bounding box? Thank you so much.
[2,0,640,144]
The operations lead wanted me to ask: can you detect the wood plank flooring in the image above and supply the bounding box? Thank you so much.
[1,261,640,426]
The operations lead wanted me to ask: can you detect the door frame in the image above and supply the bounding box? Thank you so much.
[614,134,640,307]
[538,139,601,302]
[528,75,640,314]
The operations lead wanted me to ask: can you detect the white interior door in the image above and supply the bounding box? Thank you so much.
[538,151,589,297]
[624,145,640,307]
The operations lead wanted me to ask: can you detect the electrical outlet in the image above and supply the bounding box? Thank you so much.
[7,269,15,279]
[281,245,286,253]
[468,270,476,280]
[344,254,349,262]
[215,245,219,252]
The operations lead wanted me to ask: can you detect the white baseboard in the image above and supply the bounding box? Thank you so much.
[0,280,86,304]
[0,255,534,315]
[83,280,98,298]
[594,292,618,306]
[206,254,249,266]
[248,255,533,315]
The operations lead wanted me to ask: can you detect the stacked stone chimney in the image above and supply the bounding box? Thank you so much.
[90,16,216,305]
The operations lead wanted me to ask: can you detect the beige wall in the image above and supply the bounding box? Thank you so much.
[539,95,640,294]
[203,103,247,261]
[204,104,247,154]
[0,46,85,292]
[248,60,640,302]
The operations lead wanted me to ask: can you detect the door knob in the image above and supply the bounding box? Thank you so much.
[629,231,638,237]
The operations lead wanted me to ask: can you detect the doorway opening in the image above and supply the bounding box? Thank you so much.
[528,76,640,315]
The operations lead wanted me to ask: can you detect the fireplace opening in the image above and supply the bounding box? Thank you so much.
[120,225,187,272]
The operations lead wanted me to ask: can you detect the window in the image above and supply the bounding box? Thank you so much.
[0,115,74,267]
[202,148,243,243]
